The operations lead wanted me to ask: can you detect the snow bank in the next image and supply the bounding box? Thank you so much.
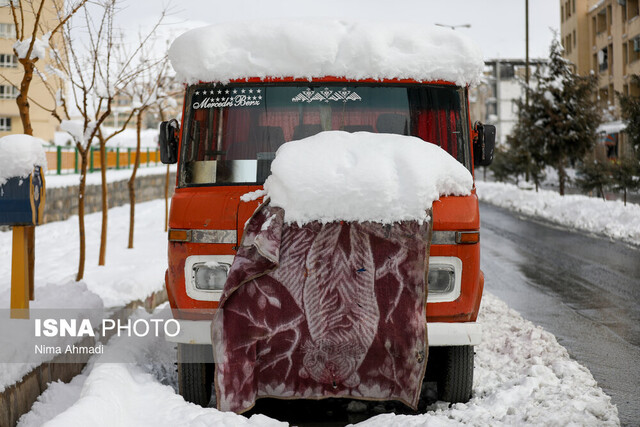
[7,195,619,426]
[0,282,104,392]
[0,134,48,185]
[263,131,473,225]
[476,180,640,246]
[18,294,619,426]
[169,20,484,86]
[360,293,619,426]
[0,199,169,391]
[19,306,286,427]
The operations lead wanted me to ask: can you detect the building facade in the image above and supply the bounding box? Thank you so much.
[560,0,640,160]
[469,59,546,145]
[0,1,63,142]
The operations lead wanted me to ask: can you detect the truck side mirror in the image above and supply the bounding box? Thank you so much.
[159,119,179,164]
[473,121,495,167]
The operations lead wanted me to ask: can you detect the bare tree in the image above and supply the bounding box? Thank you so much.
[121,45,171,248]
[41,0,160,279]
[9,0,87,135]
[93,17,169,264]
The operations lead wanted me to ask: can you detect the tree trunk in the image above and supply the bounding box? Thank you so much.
[165,164,170,232]
[557,159,566,196]
[76,149,89,281]
[623,188,627,206]
[15,59,36,296]
[16,59,35,136]
[128,112,143,249]
[98,138,108,265]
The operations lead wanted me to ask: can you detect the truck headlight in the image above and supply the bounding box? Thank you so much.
[428,264,455,294]
[192,262,230,290]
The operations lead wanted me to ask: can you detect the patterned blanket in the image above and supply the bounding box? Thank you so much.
[212,202,432,413]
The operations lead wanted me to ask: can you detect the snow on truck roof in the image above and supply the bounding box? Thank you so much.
[168,19,484,86]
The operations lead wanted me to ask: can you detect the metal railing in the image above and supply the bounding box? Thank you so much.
[44,146,161,175]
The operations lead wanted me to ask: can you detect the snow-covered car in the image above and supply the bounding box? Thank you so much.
[159,20,494,411]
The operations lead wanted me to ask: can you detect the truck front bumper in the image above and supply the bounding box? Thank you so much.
[166,319,482,347]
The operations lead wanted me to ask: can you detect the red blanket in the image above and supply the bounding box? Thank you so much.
[213,203,432,413]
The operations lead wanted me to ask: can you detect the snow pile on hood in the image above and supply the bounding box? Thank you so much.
[169,20,484,86]
[263,131,473,225]
[0,134,47,185]
[476,180,640,246]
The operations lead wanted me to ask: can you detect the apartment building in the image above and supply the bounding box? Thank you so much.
[469,59,546,145]
[560,0,640,160]
[0,1,62,142]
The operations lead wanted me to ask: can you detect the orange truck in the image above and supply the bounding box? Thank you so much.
[160,22,495,409]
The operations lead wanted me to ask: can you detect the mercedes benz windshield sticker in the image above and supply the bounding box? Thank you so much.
[192,88,262,109]
[292,88,362,103]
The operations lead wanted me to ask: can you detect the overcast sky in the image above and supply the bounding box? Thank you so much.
[118,0,560,61]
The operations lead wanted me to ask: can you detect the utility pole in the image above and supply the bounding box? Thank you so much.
[525,0,531,182]
[525,0,530,98]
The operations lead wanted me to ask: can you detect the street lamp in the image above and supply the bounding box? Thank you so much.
[434,23,471,30]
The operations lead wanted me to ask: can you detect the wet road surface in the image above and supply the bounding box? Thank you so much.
[480,202,640,426]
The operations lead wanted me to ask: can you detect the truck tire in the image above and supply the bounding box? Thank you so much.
[437,345,474,403]
[177,343,215,407]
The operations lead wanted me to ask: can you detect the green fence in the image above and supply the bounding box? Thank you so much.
[45,146,161,175]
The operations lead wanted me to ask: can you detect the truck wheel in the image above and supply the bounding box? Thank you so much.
[177,343,215,407]
[437,345,474,403]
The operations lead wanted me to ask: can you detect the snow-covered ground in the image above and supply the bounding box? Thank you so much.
[476,180,640,247]
[43,164,176,188]
[0,198,620,426]
[0,199,169,390]
[16,293,619,426]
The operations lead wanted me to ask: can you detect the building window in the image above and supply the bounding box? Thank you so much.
[598,47,608,72]
[631,78,640,97]
[0,117,11,131]
[629,0,640,19]
[596,8,607,34]
[0,23,15,38]
[608,43,613,75]
[572,0,575,13]
[573,29,576,48]
[0,54,18,68]
[631,36,640,63]
[598,87,609,108]
[609,83,614,104]
[0,85,18,99]
[623,41,629,74]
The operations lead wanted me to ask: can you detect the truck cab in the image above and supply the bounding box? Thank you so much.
[160,21,494,410]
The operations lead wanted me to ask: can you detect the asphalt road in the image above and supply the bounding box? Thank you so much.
[480,202,640,427]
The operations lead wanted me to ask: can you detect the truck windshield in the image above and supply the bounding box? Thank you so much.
[179,83,470,186]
